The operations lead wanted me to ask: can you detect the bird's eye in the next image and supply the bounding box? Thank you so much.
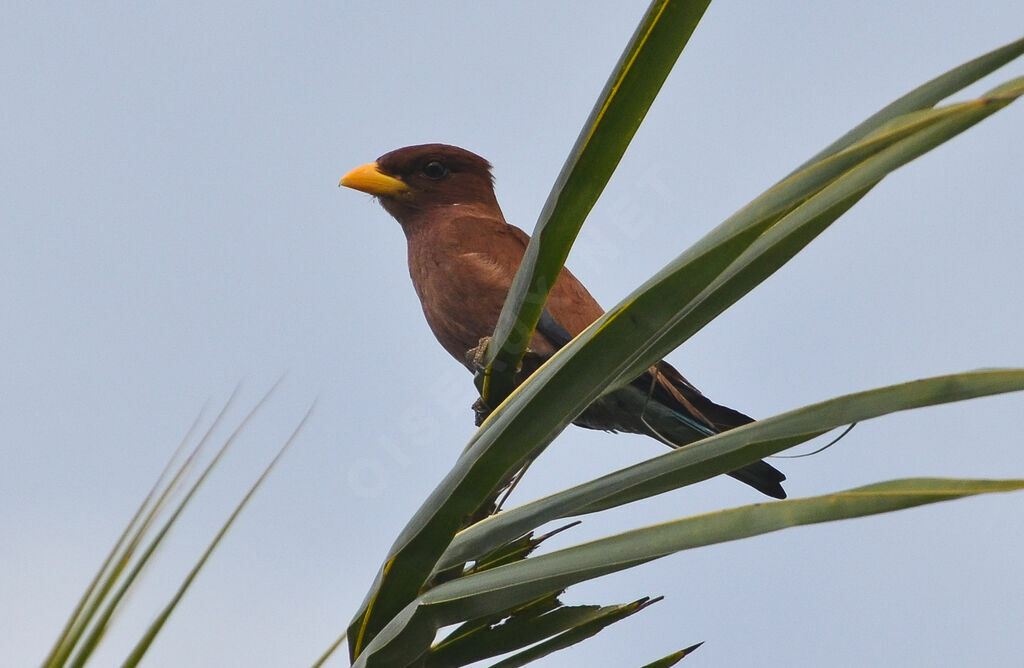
[422,161,449,180]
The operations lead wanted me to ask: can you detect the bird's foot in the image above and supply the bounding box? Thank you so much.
[471,396,491,427]
[465,337,492,372]
[465,337,552,426]
[466,338,495,425]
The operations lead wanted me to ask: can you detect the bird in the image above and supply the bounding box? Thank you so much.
[339,143,786,499]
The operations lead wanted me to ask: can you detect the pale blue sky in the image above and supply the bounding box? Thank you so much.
[2,2,1022,666]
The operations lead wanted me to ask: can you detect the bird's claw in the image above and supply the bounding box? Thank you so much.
[466,337,550,426]
[465,337,492,372]
[471,397,491,426]
[467,338,494,425]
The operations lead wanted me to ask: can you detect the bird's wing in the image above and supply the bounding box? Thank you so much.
[545,263,605,340]
[638,360,787,498]
[457,219,605,352]
[649,360,756,431]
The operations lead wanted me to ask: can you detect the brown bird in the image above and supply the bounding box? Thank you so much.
[340,144,786,498]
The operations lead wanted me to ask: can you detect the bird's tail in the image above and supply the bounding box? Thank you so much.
[725,459,787,499]
[643,362,788,499]
[654,405,787,499]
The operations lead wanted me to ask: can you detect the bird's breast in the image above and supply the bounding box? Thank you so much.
[406,244,517,367]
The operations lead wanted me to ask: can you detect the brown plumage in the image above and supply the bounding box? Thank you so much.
[340,143,786,498]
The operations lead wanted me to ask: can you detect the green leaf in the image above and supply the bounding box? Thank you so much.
[481,0,712,406]
[437,369,1024,570]
[794,35,1024,172]
[484,597,662,668]
[469,522,581,574]
[353,479,1024,668]
[42,410,206,668]
[122,403,311,666]
[639,642,704,668]
[606,80,1024,389]
[44,384,303,668]
[426,597,647,667]
[48,389,253,668]
[431,592,562,658]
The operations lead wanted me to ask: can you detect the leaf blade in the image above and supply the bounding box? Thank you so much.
[438,369,1024,570]
[354,479,1024,667]
[482,0,712,405]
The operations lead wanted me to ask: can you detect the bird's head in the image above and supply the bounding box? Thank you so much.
[339,144,498,222]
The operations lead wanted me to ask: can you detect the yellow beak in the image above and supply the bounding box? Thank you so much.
[339,162,407,196]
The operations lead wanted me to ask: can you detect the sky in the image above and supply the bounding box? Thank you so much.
[2,2,1022,667]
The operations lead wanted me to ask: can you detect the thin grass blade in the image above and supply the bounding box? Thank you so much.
[121,402,312,666]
